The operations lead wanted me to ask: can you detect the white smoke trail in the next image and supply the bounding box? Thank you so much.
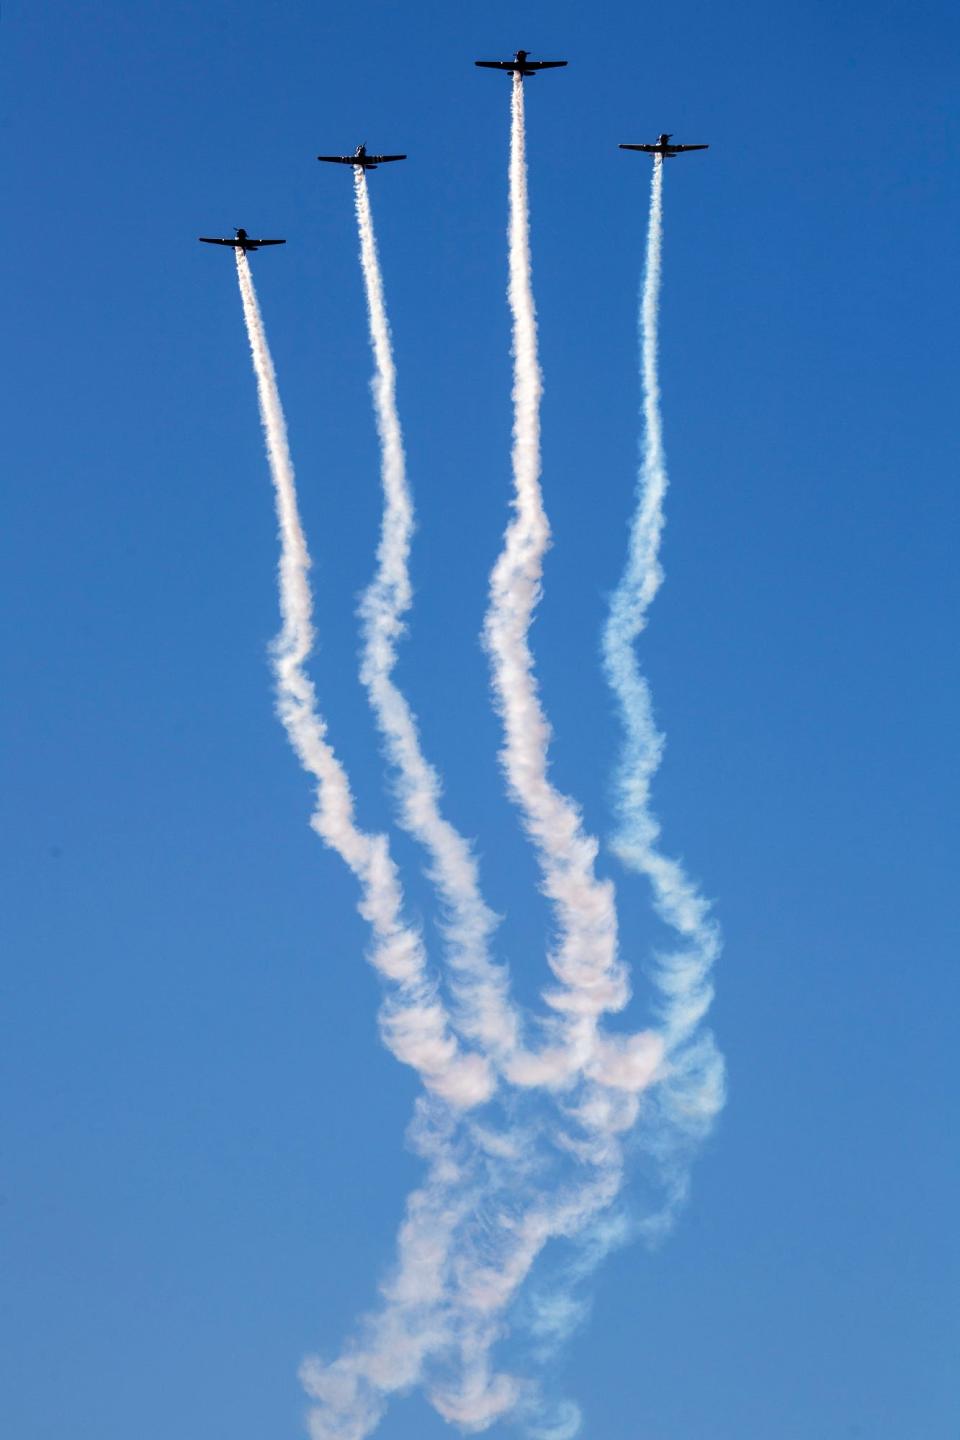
[600,159,725,1213]
[233,248,491,1111]
[482,75,655,1099]
[300,1089,634,1440]
[351,168,519,1062]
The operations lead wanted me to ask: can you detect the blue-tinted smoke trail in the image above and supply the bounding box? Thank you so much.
[600,159,725,1217]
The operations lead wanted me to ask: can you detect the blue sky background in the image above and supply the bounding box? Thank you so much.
[2,1,958,1436]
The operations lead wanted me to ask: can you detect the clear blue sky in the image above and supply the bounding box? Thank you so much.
[2,1,958,1437]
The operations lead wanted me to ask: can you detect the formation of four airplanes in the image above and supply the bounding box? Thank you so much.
[199,50,709,254]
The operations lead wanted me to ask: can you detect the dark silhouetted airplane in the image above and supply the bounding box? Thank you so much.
[316,144,406,171]
[475,50,567,77]
[619,133,709,159]
[198,228,286,252]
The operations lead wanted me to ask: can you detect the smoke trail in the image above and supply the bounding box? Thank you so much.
[233,248,491,1110]
[600,159,725,1214]
[299,110,717,1440]
[351,168,519,1062]
[301,1087,635,1440]
[482,75,653,1098]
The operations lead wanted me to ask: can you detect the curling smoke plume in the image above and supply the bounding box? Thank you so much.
[233,248,491,1110]
[351,168,518,1062]
[600,159,725,1215]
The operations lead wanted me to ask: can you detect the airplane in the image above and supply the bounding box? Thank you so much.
[475,49,567,77]
[317,144,406,171]
[619,133,709,159]
[198,227,286,252]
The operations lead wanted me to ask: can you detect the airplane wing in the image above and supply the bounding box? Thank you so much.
[474,59,567,70]
[199,236,238,245]
[620,143,709,154]
[317,155,357,164]
[369,154,406,164]
[252,239,286,246]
